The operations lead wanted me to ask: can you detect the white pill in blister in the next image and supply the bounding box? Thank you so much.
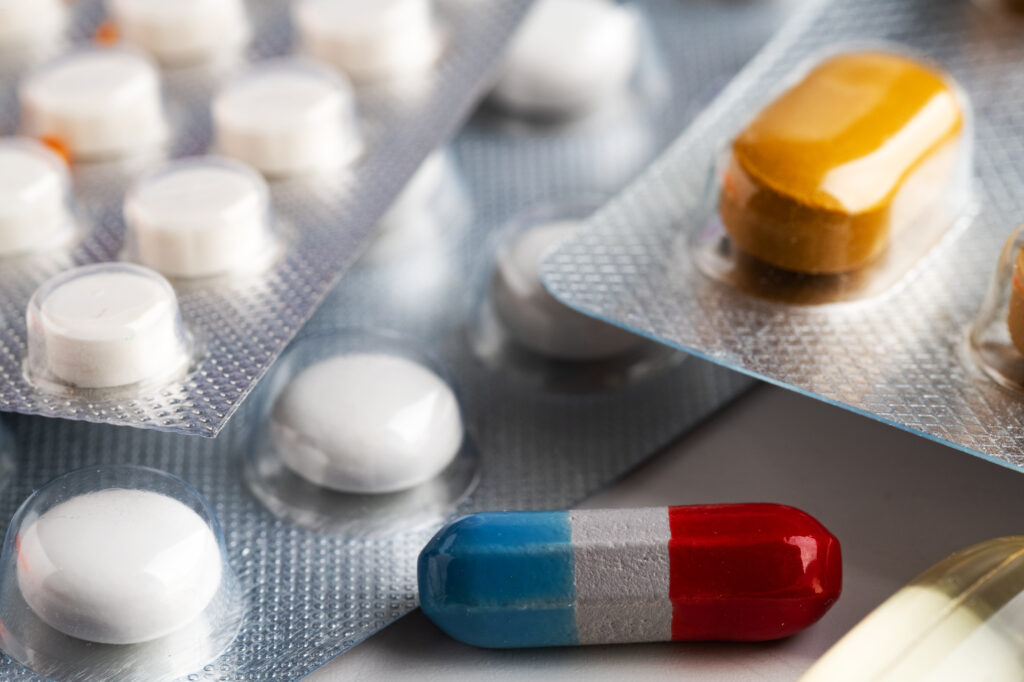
[28,265,189,389]
[364,150,447,262]
[19,48,167,159]
[293,0,440,82]
[105,0,249,65]
[491,0,640,118]
[492,220,641,360]
[125,157,274,278]
[0,0,65,49]
[16,488,222,645]
[212,59,361,176]
[0,138,73,256]
[271,353,463,494]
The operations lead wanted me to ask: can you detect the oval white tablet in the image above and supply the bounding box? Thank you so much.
[271,353,463,494]
[364,150,447,262]
[491,0,640,118]
[0,138,73,256]
[0,0,66,49]
[105,0,249,65]
[293,0,440,82]
[125,157,274,278]
[19,48,166,159]
[212,59,361,176]
[492,220,641,360]
[27,264,189,389]
[16,488,222,645]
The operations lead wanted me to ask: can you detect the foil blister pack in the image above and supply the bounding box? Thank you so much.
[0,0,800,679]
[0,0,530,436]
[546,0,1024,470]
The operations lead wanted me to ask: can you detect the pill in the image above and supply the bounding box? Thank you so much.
[801,537,1024,681]
[364,150,446,262]
[492,220,641,361]
[0,0,65,49]
[293,0,440,82]
[0,138,74,256]
[270,353,463,494]
[419,503,842,648]
[1008,248,1024,355]
[720,51,964,275]
[212,59,361,177]
[105,0,248,65]
[27,264,189,389]
[16,488,222,644]
[124,156,274,278]
[19,48,167,160]
[491,0,640,119]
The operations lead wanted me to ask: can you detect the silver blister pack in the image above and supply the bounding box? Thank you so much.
[0,0,530,436]
[0,0,798,679]
[546,0,1024,470]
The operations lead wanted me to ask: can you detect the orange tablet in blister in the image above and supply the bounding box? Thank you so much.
[720,51,964,275]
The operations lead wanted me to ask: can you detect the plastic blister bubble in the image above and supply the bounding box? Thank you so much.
[0,0,532,435]
[545,0,1024,469]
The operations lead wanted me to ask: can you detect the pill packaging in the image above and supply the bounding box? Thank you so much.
[0,0,798,678]
[546,0,1024,472]
[0,0,531,436]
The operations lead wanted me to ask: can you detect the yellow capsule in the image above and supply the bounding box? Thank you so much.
[801,537,1024,682]
[720,51,964,275]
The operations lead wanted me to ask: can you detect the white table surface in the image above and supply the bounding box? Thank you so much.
[310,381,1024,681]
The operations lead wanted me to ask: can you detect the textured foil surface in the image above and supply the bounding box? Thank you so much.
[0,0,530,436]
[547,0,1024,471]
[0,0,796,678]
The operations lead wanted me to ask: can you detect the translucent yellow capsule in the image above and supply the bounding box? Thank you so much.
[801,537,1024,682]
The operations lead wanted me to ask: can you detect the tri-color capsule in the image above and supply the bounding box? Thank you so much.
[418,503,842,648]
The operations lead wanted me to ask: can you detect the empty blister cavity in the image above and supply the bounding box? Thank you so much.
[123,156,278,279]
[19,47,168,160]
[244,328,479,535]
[0,137,75,257]
[25,263,192,394]
[105,0,250,66]
[293,0,442,83]
[801,536,1024,681]
[471,201,681,392]
[0,0,65,53]
[967,224,1024,392]
[490,0,640,121]
[0,465,243,681]
[692,48,973,304]
[212,58,362,177]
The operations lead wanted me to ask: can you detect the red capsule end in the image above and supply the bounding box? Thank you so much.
[668,503,842,641]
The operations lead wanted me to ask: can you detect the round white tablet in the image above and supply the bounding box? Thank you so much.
[492,220,641,360]
[364,150,446,262]
[16,488,222,645]
[105,0,249,65]
[0,0,66,49]
[0,138,74,256]
[271,353,463,494]
[27,264,189,389]
[293,0,440,82]
[212,59,361,176]
[19,48,167,159]
[125,157,274,278]
[491,0,640,118]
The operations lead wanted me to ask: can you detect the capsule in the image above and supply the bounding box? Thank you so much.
[418,503,842,648]
[720,51,964,275]
[801,537,1024,681]
[1008,248,1024,355]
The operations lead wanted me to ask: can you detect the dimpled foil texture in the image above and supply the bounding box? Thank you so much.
[545,0,1024,470]
[0,0,797,678]
[0,0,530,436]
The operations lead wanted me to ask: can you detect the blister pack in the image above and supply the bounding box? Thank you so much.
[546,0,1024,471]
[0,0,530,436]
[0,0,798,679]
